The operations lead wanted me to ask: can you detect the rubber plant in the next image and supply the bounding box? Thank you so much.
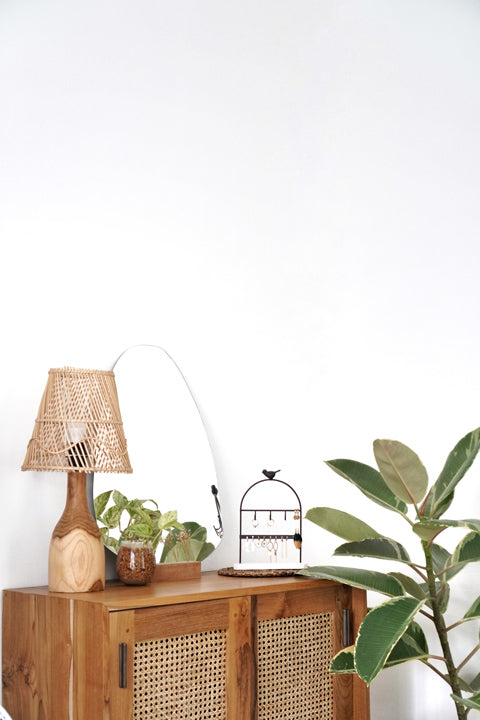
[300,428,480,720]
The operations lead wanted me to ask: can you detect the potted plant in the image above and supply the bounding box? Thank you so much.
[94,490,214,584]
[300,428,480,719]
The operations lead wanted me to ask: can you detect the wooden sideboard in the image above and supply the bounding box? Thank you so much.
[2,572,369,720]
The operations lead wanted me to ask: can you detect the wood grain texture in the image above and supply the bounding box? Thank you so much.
[8,571,331,609]
[152,560,201,582]
[72,601,110,719]
[226,596,256,720]
[333,584,354,720]
[3,574,369,720]
[2,591,72,720]
[49,471,105,592]
[257,585,337,620]
[108,610,135,720]
[52,473,102,540]
[134,599,229,641]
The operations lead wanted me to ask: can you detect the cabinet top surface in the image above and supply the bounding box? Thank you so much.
[4,571,332,610]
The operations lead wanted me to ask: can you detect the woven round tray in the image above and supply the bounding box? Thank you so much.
[218,567,298,577]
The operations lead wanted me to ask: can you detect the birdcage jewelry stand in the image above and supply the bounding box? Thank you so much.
[218,470,305,577]
[240,469,302,559]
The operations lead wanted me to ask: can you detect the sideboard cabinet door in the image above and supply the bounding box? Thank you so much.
[3,575,369,720]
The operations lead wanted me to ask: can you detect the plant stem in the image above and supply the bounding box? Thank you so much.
[423,541,468,720]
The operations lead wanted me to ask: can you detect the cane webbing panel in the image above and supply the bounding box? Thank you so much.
[133,630,227,720]
[257,612,334,720]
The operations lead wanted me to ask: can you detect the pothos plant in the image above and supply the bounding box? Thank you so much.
[300,428,480,720]
[94,490,214,563]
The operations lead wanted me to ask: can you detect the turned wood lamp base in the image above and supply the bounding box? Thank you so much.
[48,471,105,592]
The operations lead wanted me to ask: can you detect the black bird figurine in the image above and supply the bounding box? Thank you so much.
[262,469,281,479]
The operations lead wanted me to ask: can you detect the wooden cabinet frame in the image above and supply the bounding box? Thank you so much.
[3,572,369,720]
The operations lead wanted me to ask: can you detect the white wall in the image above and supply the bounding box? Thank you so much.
[2,1,480,717]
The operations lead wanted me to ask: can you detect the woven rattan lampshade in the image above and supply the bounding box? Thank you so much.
[22,367,132,474]
[22,367,132,593]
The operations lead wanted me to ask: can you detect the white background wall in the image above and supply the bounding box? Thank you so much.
[2,1,480,717]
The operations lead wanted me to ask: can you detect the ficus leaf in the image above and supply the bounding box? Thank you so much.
[423,427,480,518]
[325,459,408,515]
[451,692,480,712]
[452,532,480,566]
[373,439,428,505]
[388,573,427,601]
[384,621,429,668]
[451,676,478,694]
[412,518,480,546]
[418,581,450,613]
[306,507,382,542]
[430,543,466,581]
[463,595,480,622]
[412,521,448,543]
[354,596,424,685]
[427,490,454,519]
[330,647,355,674]
[299,565,405,597]
[331,623,430,674]
[334,538,411,564]
[470,673,480,692]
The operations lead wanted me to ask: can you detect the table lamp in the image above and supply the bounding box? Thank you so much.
[22,367,132,592]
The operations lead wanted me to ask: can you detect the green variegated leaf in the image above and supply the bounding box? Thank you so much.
[112,489,129,508]
[431,544,466,581]
[454,677,478,693]
[100,526,119,552]
[299,565,405,597]
[197,542,215,562]
[423,427,480,518]
[412,521,447,542]
[470,673,480,692]
[388,573,427,601]
[334,538,411,564]
[325,459,408,515]
[161,536,204,562]
[431,543,449,573]
[94,489,112,517]
[160,522,209,562]
[354,596,424,684]
[123,523,152,540]
[373,439,428,505]
[451,692,480,711]
[427,490,454,519]
[331,621,430,675]
[385,621,429,667]
[306,507,381,542]
[452,532,480,565]
[129,505,153,526]
[330,647,355,674]
[412,517,480,544]
[184,521,208,541]
[102,504,124,529]
[463,595,480,621]
[418,581,450,613]
[157,510,183,531]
